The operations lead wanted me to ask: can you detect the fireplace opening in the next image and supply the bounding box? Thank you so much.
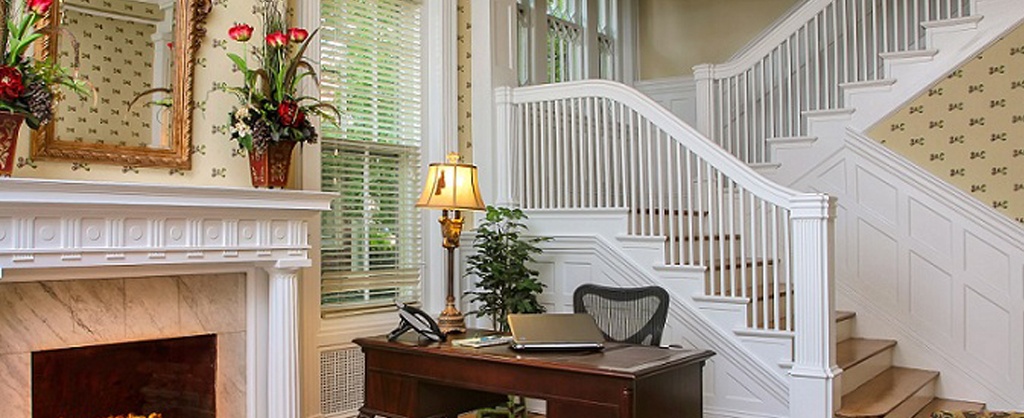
[31,335,217,418]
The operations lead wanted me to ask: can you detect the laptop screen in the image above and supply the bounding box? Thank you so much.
[507,313,606,350]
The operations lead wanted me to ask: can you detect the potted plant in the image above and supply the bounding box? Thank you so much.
[221,0,340,188]
[465,206,551,332]
[0,0,89,176]
[464,206,550,418]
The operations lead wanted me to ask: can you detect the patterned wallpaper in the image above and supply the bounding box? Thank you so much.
[868,23,1024,224]
[457,0,473,162]
[57,7,159,147]
[10,0,261,187]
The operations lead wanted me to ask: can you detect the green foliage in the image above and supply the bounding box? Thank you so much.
[465,206,551,332]
[475,395,528,418]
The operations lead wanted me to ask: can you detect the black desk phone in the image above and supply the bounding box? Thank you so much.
[387,301,445,342]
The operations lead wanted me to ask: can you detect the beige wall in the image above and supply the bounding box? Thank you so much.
[11,0,261,187]
[638,0,799,79]
[868,23,1024,224]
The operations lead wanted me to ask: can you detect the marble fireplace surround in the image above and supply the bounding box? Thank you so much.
[0,178,335,418]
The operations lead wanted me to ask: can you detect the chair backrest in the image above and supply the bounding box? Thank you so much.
[572,284,670,346]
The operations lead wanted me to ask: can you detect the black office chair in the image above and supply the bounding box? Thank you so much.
[572,283,670,346]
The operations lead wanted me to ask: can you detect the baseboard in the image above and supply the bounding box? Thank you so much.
[705,406,788,418]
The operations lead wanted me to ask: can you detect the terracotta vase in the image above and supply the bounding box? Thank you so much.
[248,141,297,188]
[0,112,25,177]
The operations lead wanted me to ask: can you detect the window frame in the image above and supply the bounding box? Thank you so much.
[517,0,630,85]
[299,0,456,348]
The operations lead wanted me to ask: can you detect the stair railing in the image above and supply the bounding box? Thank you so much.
[495,79,839,416]
[694,0,974,164]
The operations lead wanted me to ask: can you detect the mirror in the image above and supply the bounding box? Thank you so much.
[30,0,211,169]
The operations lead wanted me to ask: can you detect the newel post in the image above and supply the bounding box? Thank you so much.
[264,259,312,418]
[494,86,517,207]
[788,193,840,417]
[692,63,716,137]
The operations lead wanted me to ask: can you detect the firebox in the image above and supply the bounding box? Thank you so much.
[31,335,217,418]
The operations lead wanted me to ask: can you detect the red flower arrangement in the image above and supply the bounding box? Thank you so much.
[0,67,25,102]
[222,0,339,153]
[0,0,89,129]
[228,23,253,42]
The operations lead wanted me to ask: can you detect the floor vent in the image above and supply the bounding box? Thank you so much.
[320,345,364,416]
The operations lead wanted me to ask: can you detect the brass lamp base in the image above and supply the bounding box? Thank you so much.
[438,301,466,335]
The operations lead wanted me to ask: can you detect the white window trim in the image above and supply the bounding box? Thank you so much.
[297,0,457,415]
[519,0,634,85]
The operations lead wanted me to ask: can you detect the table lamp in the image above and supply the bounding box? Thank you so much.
[416,153,485,334]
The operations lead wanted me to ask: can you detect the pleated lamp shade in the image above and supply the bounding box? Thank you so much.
[416,161,486,211]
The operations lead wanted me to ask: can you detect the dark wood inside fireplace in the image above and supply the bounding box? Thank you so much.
[32,334,217,418]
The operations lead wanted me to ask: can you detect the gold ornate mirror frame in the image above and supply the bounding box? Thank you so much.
[29,0,212,169]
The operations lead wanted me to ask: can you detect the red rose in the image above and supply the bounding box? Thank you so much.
[228,24,254,42]
[287,28,309,43]
[265,31,288,47]
[277,101,305,127]
[0,66,25,102]
[27,0,52,15]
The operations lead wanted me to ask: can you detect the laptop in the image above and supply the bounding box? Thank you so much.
[507,313,606,351]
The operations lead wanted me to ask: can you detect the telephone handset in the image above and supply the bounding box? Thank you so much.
[387,301,446,342]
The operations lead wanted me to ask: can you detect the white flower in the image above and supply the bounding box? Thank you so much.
[235,106,251,120]
[232,121,252,137]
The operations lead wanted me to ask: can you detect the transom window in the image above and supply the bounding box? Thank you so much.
[517,0,619,85]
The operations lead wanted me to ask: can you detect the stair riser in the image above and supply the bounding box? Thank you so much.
[704,265,781,296]
[694,298,751,332]
[632,213,705,237]
[837,316,854,343]
[885,380,936,418]
[842,348,894,396]
[670,238,743,265]
[749,293,788,329]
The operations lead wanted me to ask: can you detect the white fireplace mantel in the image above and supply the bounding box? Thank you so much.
[0,178,335,418]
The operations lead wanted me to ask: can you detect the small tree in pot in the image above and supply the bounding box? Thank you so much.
[465,206,551,332]
[465,206,550,418]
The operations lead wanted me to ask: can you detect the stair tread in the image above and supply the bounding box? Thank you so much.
[837,338,896,370]
[712,281,790,299]
[711,258,775,270]
[837,311,856,323]
[634,208,709,216]
[836,367,939,418]
[669,234,741,242]
[911,398,985,418]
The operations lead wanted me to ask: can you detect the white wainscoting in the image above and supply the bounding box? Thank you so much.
[634,76,698,127]
[785,132,1024,410]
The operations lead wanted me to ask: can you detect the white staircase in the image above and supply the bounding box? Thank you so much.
[694,0,1024,413]
[479,0,1024,416]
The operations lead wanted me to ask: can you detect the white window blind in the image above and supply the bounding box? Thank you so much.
[320,0,423,317]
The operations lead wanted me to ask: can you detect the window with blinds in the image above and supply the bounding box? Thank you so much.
[320,0,423,317]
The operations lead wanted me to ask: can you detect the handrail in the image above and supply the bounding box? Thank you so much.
[497,78,838,416]
[714,0,832,77]
[694,0,975,163]
[507,80,803,208]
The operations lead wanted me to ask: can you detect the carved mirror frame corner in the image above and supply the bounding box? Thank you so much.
[30,0,213,170]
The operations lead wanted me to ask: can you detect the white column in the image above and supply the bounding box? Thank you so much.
[788,194,840,418]
[692,63,715,137]
[472,0,520,207]
[494,86,516,206]
[264,259,311,418]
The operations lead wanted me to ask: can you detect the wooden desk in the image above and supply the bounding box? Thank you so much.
[354,331,714,418]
